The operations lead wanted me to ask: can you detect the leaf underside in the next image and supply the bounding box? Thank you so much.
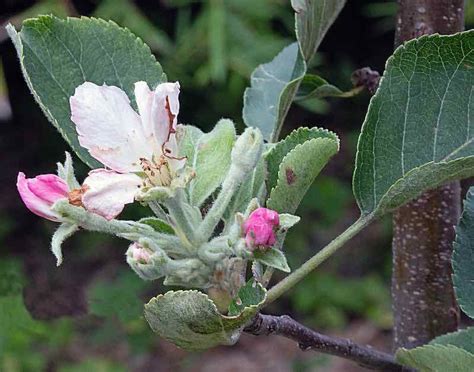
[144,286,265,351]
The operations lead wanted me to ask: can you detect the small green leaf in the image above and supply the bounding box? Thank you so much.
[51,223,79,266]
[267,136,339,214]
[228,279,266,316]
[396,344,474,371]
[253,248,290,273]
[353,31,474,216]
[7,16,166,168]
[177,125,204,165]
[296,74,362,101]
[431,327,474,354]
[139,217,174,235]
[453,187,474,318]
[266,126,339,192]
[292,0,346,63]
[279,213,301,229]
[189,119,236,207]
[144,287,266,350]
[243,43,305,141]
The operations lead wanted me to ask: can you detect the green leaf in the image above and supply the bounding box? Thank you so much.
[353,31,474,216]
[139,217,175,235]
[253,248,291,273]
[188,119,236,207]
[7,16,166,168]
[242,1,345,142]
[396,344,474,371]
[431,328,474,354]
[177,124,204,165]
[51,223,79,267]
[279,213,301,229]
[296,74,362,101]
[266,126,339,192]
[243,43,305,142]
[144,286,266,350]
[453,187,474,318]
[228,279,266,316]
[267,136,339,214]
[292,0,347,63]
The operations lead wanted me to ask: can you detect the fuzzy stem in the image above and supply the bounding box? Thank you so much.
[265,214,375,305]
[164,190,196,247]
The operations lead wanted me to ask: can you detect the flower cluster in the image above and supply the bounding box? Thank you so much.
[16,79,294,300]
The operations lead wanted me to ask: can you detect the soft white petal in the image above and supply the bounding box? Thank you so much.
[134,81,154,139]
[70,82,153,172]
[82,169,142,220]
[150,82,180,147]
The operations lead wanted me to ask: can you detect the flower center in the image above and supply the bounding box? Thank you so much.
[140,156,172,187]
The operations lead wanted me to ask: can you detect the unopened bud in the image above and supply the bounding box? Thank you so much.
[126,242,169,280]
[230,127,263,176]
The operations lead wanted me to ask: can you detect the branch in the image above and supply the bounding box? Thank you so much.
[244,313,412,372]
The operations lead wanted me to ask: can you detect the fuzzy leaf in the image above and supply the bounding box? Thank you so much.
[453,187,474,318]
[279,213,301,229]
[177,124,204,166]
[7,16,166,168]
[354,31,474,216]
[188,119,236,207]
[228,279,266,316]
[51,223,79,266]
[396,344,474,371]
[292,0,346,63]
[267,136,339,214]
[253,248,291,273]
[139,217,174,235]
[266,127,339,192]
[144,287,266,350]
[431,327,474,354]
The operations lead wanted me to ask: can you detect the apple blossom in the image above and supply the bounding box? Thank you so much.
[243,207,280,249]
[70,81,186,220]
[17,172,69,222]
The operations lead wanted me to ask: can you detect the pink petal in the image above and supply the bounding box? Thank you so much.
[28,174,69,204]
[82,169,142,220]
[16,172,64,222]
[70,82,153,172]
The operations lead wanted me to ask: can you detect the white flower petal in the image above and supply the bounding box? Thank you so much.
[82,169,142,220]
[151,82,180,147]
[70,82,153,172]
[134,81,154,139]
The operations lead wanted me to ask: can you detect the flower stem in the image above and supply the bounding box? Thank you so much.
[264,214,375,306]
[164,190,196,248]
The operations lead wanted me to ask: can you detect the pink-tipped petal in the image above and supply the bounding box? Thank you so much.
[28,174,69,204]
[82,169,142,220]
[17,172,67,222]
[70,82,153,172]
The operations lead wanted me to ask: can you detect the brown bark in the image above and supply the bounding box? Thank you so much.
[391,0,464,350]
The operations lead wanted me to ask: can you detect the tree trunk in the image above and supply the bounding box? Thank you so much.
[391,0,464,350]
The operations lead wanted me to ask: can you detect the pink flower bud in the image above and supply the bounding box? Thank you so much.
[130,242,151,264]
[243,207,280,249]
[17,172,69,222]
